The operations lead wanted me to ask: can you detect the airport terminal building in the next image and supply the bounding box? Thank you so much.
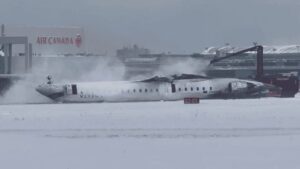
[0,24,87,75]
[2,24,85,56]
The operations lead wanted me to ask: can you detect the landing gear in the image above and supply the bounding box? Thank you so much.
[47,75,53,84]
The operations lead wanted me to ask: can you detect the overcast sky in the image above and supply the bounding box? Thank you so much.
[1,0,300,54]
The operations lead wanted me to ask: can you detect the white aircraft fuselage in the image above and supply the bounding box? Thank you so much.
[36,75,279,103]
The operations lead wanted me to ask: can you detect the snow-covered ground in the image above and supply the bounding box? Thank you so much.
[1,97,300,169]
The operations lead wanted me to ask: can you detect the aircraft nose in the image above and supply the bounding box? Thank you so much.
[35,84,49,96]
[35,84,65,100]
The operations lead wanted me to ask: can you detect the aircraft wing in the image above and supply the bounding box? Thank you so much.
[139,76,171,83]
[171,74,211,80]
[139,74,211,83]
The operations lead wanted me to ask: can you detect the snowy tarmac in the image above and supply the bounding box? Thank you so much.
[1,97,300,169]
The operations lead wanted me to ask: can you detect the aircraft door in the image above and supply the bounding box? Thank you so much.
[65,84,77,95]
[72,84,77,95]
[171,83,176,93]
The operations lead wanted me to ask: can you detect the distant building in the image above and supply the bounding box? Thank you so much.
[118,45,300,79]
[116,44,150,60]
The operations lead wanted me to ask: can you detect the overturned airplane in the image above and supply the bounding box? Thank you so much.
[36,74,281,103]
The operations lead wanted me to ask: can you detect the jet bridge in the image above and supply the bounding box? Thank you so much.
[210,45,299,97]
[210,45,264,80]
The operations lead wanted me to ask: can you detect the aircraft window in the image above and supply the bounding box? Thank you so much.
[178,88,181,92]
[202,87,205,90]
[196,87,199,91]
[191,87,193,91]
[185,88,187,91]
[127,90,130,93]
[145,89,148,92]
[156,89,159,92]
[210,87,213,90]
[133,89,136,93]
[139,89,142,93]
[150,89,153,92]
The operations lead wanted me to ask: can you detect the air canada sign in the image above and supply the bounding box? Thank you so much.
[36,34,82,48]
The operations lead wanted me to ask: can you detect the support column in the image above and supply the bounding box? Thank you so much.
[1,24,4,37]
[256,46,264,81]
[25,42,29,73]
[3,44,8,74]
[28,43,32,72]
[7,44,12,74]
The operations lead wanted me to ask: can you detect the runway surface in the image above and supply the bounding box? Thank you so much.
[1,97,300,169]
